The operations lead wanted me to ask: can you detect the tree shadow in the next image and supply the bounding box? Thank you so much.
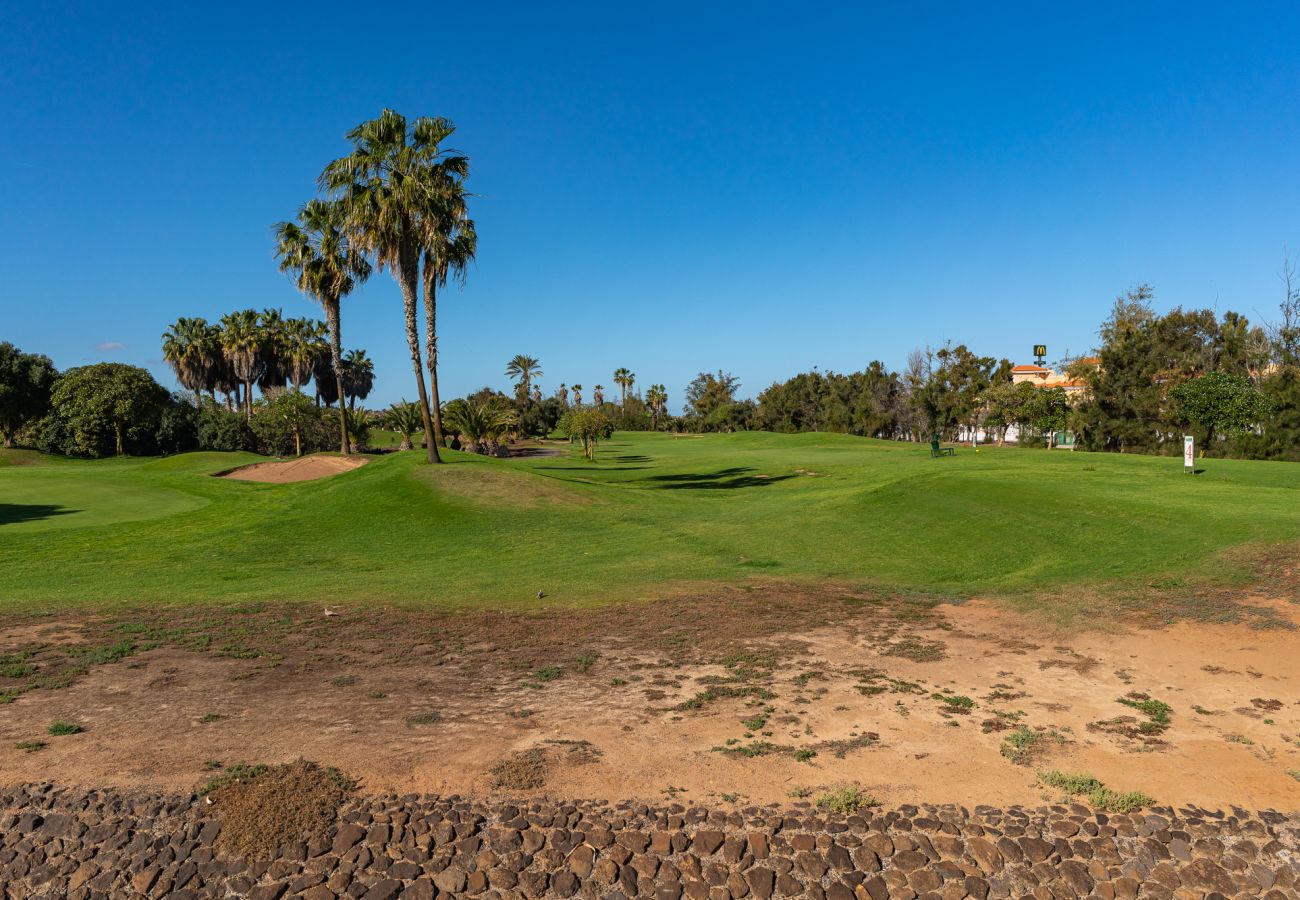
[641,467,796,490]
[0,504,79,526]
[609,454,652,462]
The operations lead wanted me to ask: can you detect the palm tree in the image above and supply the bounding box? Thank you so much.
[283,318,323,390]
[274,198,371,452]
[257,308,289,393]
[506,355,543,400]
[342,349,375,409]
[593,384,605,406]
[385,399,423,451]
[162,317,219,406]
[219,310,264,420]
[418,149,475,450]
[571,384,583,407]
[443,397,515,455]
[646,384,668,429]
[557,383,569,406]
[613,368,635,408]
[343,406,371,453]
[321,109,466,464]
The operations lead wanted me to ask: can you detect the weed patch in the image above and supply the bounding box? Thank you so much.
[816,784,877,814]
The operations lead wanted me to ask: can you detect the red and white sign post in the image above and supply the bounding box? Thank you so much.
[1183,435,1195,473]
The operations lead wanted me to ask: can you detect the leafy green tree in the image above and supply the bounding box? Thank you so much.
[258,389,318,457]
[197,405,254,452]
[560,407,611,460]
[48,363,170,456]
[685,371,740,418]
[1170,372,1272,456]
[0,342,58,447]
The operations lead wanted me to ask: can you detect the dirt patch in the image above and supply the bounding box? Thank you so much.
[217,455,367,483]
[205,759,353,858]
[0,590,1298,811]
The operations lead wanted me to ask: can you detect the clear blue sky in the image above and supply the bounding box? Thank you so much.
[4,3,1300,409]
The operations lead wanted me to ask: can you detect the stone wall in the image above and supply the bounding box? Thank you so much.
[1,784,1297,899]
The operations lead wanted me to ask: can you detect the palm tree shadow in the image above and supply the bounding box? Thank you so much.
[642,467,796,490]
[0,504,79,526]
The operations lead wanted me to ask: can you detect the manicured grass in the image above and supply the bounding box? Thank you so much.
[1,433,1297,611]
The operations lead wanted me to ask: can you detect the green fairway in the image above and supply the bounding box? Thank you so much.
[1,433,1297,611]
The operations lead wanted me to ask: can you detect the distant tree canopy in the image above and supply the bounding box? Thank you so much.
[0,342,58,447]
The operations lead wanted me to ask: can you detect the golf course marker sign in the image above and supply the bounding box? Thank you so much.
[1184,435,1194,473]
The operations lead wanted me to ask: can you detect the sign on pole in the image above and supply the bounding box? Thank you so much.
[1183,435,1194,473]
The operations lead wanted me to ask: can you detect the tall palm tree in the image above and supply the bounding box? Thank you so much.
[593,384,605,406]
[219,310,264,420]
[557,383,569,406]
[613,367,635,408]
[418,152,475,450]
[342,349,375,409]
[646,384,668,429]
[571,384,583,407]
[506,355,543,400]
[321,109,465,464]
[161,317,218,406]
[274,198,371,453]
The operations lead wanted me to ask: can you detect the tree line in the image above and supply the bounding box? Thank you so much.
[667,283,1297,460]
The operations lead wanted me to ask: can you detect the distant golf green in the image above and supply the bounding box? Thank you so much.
[1,433,1297,611]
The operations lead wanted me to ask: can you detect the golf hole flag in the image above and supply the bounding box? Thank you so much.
[1184,435,1194,471]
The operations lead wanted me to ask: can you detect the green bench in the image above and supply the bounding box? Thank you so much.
[930,436,955,458]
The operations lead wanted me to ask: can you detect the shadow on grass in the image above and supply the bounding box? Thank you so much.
[641,467,797,490]
[0,504,79,526]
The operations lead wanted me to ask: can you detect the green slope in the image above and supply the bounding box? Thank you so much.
[1,433,1296,610]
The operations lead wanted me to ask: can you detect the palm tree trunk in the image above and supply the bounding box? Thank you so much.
[324,299,349,455]
[399,251,439,464]
[423,265,446,450]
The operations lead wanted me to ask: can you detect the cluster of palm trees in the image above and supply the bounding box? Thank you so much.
[161,310,374,417]
[510,360,666,424]
[274,110,475,460]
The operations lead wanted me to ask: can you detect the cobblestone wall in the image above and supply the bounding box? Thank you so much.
[1,784,1297,899]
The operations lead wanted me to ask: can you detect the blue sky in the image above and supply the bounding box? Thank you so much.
[4,3,1300,409]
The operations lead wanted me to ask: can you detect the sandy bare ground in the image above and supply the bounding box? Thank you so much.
[218,454,368,483]
[0,592,1296,811]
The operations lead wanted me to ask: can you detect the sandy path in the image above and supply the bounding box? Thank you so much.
[218,455,367,483]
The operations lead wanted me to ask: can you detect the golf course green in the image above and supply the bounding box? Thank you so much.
[1,432,1297,611]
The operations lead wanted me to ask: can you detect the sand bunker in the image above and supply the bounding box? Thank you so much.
[218,455,367,483]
